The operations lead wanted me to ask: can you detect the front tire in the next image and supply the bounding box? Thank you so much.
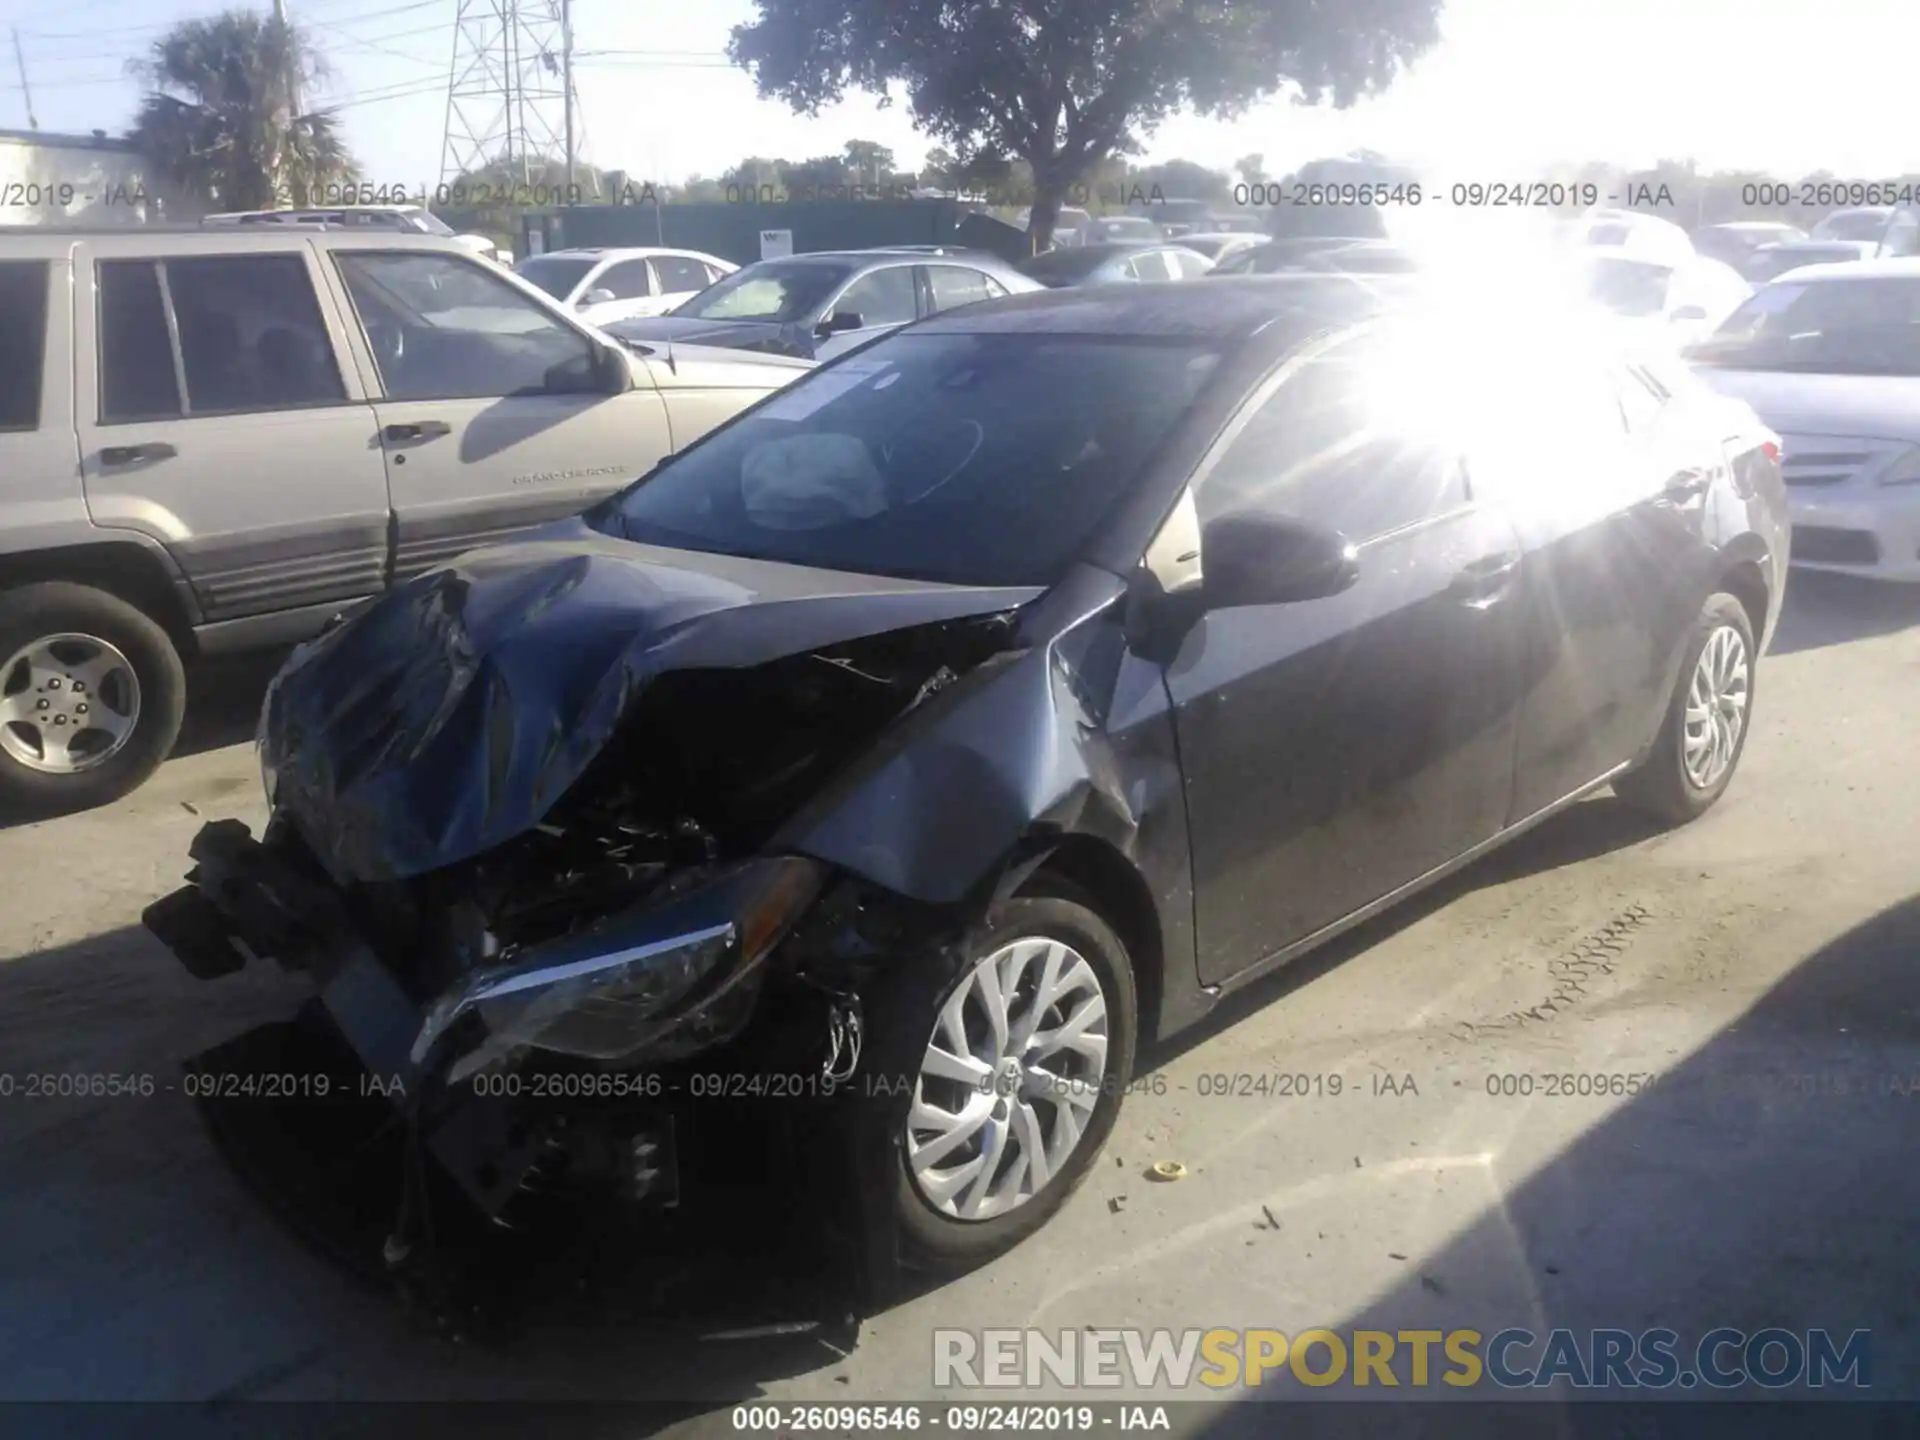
[865,889,1138,1273]
[1614,592,1755,825]
[0,582,187,817]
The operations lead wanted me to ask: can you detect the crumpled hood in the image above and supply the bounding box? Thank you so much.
[605,315,795,354]
[262,520,1037,884]
[1693,368,1920,443]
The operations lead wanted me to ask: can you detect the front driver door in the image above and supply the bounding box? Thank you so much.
[326,246,674,583]
[1164,327,1530,985]
[812,263,921,360]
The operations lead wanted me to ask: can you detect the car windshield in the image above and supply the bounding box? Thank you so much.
[515,257,596,300]
[1814,211,1891,242]
[1091,218,1161,242]
[407,211,456,236]
[1582,257,1674,316]
[674,261,851,322]
[590,331,1223,586]
[1688,276,1920,375]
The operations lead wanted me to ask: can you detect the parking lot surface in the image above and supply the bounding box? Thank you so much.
[3,574,1919,1426]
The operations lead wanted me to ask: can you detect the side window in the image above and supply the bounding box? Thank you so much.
[595,260,654,299]
[925,264,997,311]
[164,255,347,413]
[1124,251,1173,282]
[703,262,730,285]
[832,266,918,327]
[0,261,49,432]
[652,256,713,294]
[98,261,183,422]
[334,251,597,403]
[1171,250,1211,278]
[1197,338,1467,543]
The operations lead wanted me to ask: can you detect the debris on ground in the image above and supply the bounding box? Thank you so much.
[1148,1161,1187,1182]
[1389,1252,1407,1261]
[1420,1274,1447,1295]
[1108,1195,1127,1215]
[1260,1204,1280,1230]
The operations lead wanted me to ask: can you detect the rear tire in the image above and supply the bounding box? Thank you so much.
[861,887,1138,1275]
[0,582,186,817]
[1614,592,1755,826]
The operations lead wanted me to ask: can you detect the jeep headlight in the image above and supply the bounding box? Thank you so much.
[414,856,825,1084]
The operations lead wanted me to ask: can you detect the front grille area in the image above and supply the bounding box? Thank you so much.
[1792,527,1881,566]
[1776,434,1908,490]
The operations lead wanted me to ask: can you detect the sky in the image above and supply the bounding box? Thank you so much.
[0,0,1907,190]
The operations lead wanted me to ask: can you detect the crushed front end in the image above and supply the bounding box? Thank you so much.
[141,545,1025,1329]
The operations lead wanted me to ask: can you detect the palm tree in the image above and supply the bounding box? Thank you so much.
[128,9,357,213]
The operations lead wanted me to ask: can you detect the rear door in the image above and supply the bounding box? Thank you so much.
[1469,350,1692,818]
[72,237,391,625]
[322,243,674,584]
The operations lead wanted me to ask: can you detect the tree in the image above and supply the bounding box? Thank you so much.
[128,10,355,212]
[843,139,896,188]
[784,153,854,191]
[1234,152,1269,185]
[728,0,1445,250]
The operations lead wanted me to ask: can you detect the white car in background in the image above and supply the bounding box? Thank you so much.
[1688,258,1920,582]
[1578,247,1752,347]
[514,247,736,325]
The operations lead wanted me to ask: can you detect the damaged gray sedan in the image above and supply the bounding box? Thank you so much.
[144,277,1785,1294]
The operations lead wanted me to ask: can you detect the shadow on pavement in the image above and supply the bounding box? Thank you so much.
[1197,892,1920,1434]
[174,648,294,760]
[0,920,859,1413]
[1151,793,1665,1071]
[1767,570,1920,657]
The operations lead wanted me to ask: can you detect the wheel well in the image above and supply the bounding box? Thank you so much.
[1020,835,1165,1044]
[0,544,196,656]
[1717,559,1770,644]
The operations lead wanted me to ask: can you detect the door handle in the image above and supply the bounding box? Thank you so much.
[383,420,452,443]
[1449,551,1521,605]
[99,442,177,466]
[1663,468,1711,501]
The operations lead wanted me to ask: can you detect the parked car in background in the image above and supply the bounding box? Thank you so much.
[1688,258,1920,581]
[1214,239,1421,277]
[1018,242,1215,288]
[1578,208,1696,267]
[1578,249,1751,346]
[1690,221,1807,268]
[604,249,1040,362]
[1138,199,1218,238]
[1206,213,1267,234]
[145,276,1786,1278]
[1811,207,1896,244]
[514,247,736,326]
[1175,233,1267,267]
[1742,240,1878,285]
[1875,205,1920,259]
[1080,216,1165,246]
[203,205,506,265]
[1016,207,1094,246]
[0,227,809,814]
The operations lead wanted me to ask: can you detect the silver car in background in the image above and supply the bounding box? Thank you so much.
[1688,258,1920,581]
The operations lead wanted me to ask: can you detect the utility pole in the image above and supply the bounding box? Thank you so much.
[10,29,37,130]
[271,0,300,204]
[561,0,574,196]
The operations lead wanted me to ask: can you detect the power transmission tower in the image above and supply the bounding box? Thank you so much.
[440,0,576,188]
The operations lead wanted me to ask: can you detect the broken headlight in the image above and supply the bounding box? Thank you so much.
[413,856,824,1084]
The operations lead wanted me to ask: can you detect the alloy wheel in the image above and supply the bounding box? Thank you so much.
[906,936,1111,1221]
[1682,623,1749,791]
[0,633,143,775]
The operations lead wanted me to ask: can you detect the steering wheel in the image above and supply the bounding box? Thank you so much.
[879,412,986,503]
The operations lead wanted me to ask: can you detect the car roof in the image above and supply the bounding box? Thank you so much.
[1702,221,1801,232]
[1759,255,1920,282]
[915,273,1400,341]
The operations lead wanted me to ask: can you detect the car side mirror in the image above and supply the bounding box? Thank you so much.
[816,309,864,337]
[579,287,617,307]
[1202,511,1360,608]
[546,344,633,396]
